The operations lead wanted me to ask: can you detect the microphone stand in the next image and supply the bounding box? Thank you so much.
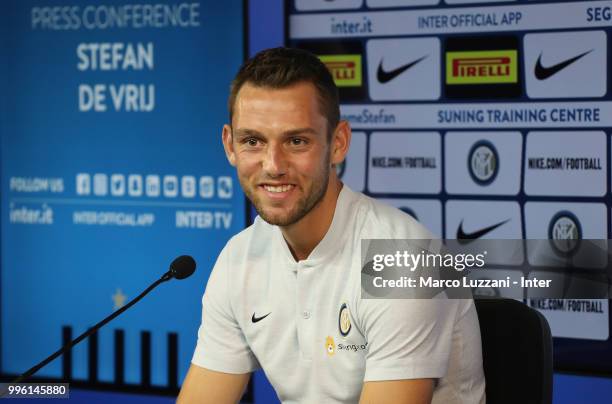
[9,271,173,385]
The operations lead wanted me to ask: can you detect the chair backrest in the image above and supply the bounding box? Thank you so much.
[474,298,553,404]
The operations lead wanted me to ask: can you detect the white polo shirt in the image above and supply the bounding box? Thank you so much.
[192,185,485,404]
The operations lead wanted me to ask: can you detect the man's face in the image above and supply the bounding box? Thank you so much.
[223,81,333,226]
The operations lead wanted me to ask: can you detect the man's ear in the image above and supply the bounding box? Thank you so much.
[222,124,237,167]
[330,120,352,166]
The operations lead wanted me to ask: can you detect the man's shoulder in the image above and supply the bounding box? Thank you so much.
[224,215,275,255]
[350,190,436,240]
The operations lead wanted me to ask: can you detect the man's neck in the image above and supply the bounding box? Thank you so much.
[281,179,343,262]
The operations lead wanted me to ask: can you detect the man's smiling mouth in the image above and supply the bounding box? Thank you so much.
[263,184,295,193]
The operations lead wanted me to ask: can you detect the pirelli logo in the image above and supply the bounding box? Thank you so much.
[446,50,518,85]
[319,54,362,87]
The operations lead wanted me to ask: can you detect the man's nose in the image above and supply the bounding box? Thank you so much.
[262,143,288,177]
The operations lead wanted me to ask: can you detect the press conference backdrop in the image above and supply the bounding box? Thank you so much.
[288,0,612,374]
[1,0,245,390]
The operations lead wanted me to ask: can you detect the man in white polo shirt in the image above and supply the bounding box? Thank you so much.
[178,47,485,404]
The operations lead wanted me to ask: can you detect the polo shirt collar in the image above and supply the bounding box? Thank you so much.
[275,184,355,270]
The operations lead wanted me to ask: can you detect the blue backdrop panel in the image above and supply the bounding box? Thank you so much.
[1,0,244,387]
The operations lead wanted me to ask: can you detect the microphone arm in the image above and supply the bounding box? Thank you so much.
[11,271,174,384]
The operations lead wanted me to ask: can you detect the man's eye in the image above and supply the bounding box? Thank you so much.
[290,138,306,146]
[245,138,260,146]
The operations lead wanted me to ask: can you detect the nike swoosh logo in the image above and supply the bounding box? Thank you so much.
[251,312,271,323]
[377,55,428,84]
[456,219,510,244]
[534,50,593,80]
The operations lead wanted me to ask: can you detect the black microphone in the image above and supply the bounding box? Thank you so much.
[8,255,197,385]
[165,255,197,280]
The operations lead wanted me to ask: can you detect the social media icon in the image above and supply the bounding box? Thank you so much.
[145,175,160,197]
[76,173,91,195]
[182,176,196,198]
[163,175,178,198]
[93,174,108,196]
[218,176,233,199]
[128,175,143,197]
[111,174,125,196]
[199,176,214,198]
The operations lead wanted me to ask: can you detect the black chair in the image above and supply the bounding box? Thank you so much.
[474,298,553,404]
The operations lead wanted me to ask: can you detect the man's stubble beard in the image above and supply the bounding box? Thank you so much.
[242,155,331,227]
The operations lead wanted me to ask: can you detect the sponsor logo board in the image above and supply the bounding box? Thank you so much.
[528,298,609,340]
[445,36,521,98]
[524,131,606,197]
[367,37,440,101]
[524,30,606,98]
[445,200,523,264]
[368,132,441,194]
[524,202,607,269]
[446,50,517,85]
[445,132,521,195]
[524,202,607,239]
